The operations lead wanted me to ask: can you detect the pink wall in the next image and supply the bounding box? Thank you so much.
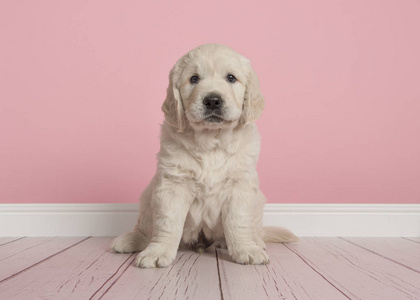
[1,1,419,204]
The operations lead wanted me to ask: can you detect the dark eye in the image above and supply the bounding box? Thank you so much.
[190,75,200,84]
[227,74,237,83]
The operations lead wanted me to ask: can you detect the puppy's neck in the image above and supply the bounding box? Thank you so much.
[163,122,257,154]
[192,128,234,151]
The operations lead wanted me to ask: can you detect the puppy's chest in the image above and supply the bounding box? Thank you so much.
[193,150,236,192]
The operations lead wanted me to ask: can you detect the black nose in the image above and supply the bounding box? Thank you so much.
[203,94,223,110]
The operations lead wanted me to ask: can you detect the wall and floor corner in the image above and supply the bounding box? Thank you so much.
[0,203,419,237]
[1,1,419,237]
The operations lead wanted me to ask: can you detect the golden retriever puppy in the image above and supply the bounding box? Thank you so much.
[112,44,297,268]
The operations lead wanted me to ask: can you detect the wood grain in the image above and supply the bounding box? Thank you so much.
[217,243,350,300]
[0,236,86,282]
[286,237,420,300]
[1,237,420,299]
[342,237,420,272]
[0,237,131,299]
[90,252,136,300]
[100,249,221,300]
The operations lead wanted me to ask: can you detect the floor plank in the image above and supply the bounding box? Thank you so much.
[286,238,420,300]
[405,237,420,243]
[90,253,136,300]
[0,237,86,282]
[217,243,349,300]
[0,237,25,246]
[0,237,131,300]
[342,237,420,272]
[99,249,221,300]
[1,237,419,299]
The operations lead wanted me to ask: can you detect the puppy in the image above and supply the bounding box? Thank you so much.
[112,44,297,268]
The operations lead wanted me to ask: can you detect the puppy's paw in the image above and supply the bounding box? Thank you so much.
[231,245,269,265]
[111,231,145,253]
[135,243,176,268]
[254,237,266,250]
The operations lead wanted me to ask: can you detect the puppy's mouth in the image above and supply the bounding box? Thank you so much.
[205,115,224,123]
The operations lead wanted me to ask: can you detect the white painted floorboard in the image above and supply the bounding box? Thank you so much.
[0,237,86,282]
[0,237,25,246]
[342,237,420,272]
[217,244,349,300]
[286,238,420,300]
[0,237,419,300]
[98,251,220,300]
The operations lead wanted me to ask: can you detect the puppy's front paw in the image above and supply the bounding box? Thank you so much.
[231,245,269,265]
[135,243,176,268]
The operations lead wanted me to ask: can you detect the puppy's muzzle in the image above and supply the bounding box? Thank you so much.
[203,94,224,123]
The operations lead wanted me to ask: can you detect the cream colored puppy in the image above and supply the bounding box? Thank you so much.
[112,44,297,268]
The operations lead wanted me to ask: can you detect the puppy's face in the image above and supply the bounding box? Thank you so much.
[178,47,247,130]
[162,44,264,132]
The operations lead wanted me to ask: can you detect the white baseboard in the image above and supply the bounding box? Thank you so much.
[0,203,419,237]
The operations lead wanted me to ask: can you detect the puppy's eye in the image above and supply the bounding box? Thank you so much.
[189,75,200,84]
[226,74,237,83]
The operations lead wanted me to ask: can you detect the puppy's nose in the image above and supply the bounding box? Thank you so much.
[203,94,223,110]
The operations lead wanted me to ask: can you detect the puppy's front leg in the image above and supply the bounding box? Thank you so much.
[135,177,195,268]
[222,181,269,265]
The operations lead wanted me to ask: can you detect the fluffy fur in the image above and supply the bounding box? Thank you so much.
[111,44,297,268]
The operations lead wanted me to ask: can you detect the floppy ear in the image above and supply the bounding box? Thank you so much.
[161,62,187,132]
[239,61,265,127]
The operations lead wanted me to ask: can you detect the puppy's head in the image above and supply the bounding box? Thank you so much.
[162,44,264,132]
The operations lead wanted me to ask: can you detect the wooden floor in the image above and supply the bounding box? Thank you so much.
[0,237,419,300]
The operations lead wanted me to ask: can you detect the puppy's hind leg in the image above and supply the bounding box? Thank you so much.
[111,179,155,253]
[111,230,149,253]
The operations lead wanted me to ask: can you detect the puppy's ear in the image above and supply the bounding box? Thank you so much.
[239,59,265,127]
[161,61,186,132]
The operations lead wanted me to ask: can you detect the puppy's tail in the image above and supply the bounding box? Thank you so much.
[262,226,299,243]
